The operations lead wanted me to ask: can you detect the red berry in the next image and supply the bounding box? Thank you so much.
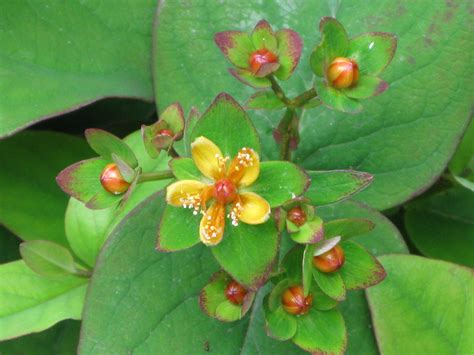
[249,49,278,74]
[327,57,359,89]
[225,280,247,305]
[281,285,313,315]
[313,244,345,273]
[100,163,130,195]
[287,206,307,227]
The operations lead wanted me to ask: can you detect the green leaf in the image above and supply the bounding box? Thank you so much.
[0,0,156,137]
[85,189,121,210]
[305,170,373,206]
[251,20,278,53]
[0,131,92,246]
[190,93,261,157]
[405,187,474,267]
[169,157,203,181]
[274,29,303,81]
[245,91,286,110]
[0,320,80,355]
[268,279,292,312]
[309,283,339,311]
[212,218,278,289]
[160,102,185,134]
[215,30,253,69]
[449,118,474,175]
[289,216,324,244]
[313,267,346,301]
[247,161,308,207]
[112,153,136,183]
[264,304,297,341]
[302,244,315,296]
[310,17,349,77]
[157,205,200,252]
[57,157,108,204]
[153,0,473,210]
[0,261,87,340]
[367,255,474,355]
[344,75,389,99]
[324,218,375,240]
[0,226,21,263]
[20,240,78,277]
[292,307,347,354]
[229,68,272,88]
[453,175,474,191]
[339,241,386,290]
[347,33,397,76]
[315,79,363,113]
[85,129,137,168]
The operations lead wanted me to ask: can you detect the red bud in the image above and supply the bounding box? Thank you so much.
[100,163,130,195]
[327,57,359,89]
[281,285,313,315]
[158,129,174,137]
[249,49,278,74]
[313,244,345,273]
[287,206,307,227]
[225,280,247,305]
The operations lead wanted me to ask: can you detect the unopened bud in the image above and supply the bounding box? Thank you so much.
[327,57,359,89]
[158,129,174,137]
[287,206,307,227]
[249,49,278,74]
[313,244,345,273]
[225,280,247,305]
[281,285,313,315]
[100,163,130,195]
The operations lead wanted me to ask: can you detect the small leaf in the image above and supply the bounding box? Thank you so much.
[160,102,185,134]
[251,20,278,53]
[292,307,347,354]
[264,303,297,341]
[313,237,341,256]
[313,268,346,301]
[289,216,324,244]
[183,107,200,156]
[274,29,303,81]
[245,91,286,110]
[157,205,200,252]
[310,17,349,77]
[56,157,108,203]
[282,245,304,282]
[453,175,474,191]
[314,79,363,113]
[212,218,278,289]
[112,153,136,183]
[247,161,309,207]
[449,118,474,175]
[169,157,203,181]
[228,68,271,88]
[214,31,253,69]
[309,283,339,311]
[190,93,261,157]
[344,75,389,99]
[339,241,386,290]
[85,189,121,210]
[268,279,292,312]
[347,33,397,76]
[302,244,316,296]
[305,170,373,206]
[324,218,375,241]
[85,129,137,168]
[20,240,78,277]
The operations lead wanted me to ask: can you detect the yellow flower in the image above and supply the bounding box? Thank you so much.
[166,136,271,246]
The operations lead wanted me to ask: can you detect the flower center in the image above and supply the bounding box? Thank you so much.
[213,178,237,204]
[249,49,278,73]
[158,128,174,137]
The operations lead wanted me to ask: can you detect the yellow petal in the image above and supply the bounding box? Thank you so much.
[166,180,207,210]
[200,202,226,245]
[237,192,270,225]
[227,147,260,187]
[191,136,226,181]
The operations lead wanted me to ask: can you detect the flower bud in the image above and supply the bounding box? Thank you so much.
[281,285,313,315]
[100,163,130,195]
[327,57,359,89]
[313,244,345,273]
[225,280,247,305]
[287,206,307,227]
[158,128,174,137]
[249,49,278,74]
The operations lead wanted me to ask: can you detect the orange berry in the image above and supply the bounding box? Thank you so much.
[327,57,359,89]
[100,163,130,195]
[313,244,345,273]
[281,285,313,315]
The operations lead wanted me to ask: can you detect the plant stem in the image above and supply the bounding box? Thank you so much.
[279,107,296,161]
[168,146,180,158]
[292,87,317,107]
[268,75,292,106]
[138,170,174,183]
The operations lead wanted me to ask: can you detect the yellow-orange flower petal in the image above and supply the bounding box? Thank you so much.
[237,192,270,225]
[166,180,207,211]
[191,136,226,181]
[200,202,226,245]
[227,147,260,187]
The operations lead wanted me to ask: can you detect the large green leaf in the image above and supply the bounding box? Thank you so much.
[404,187,474,268]
[65,130,171,267]
[0,261,87,340]
[0,226,21,263]
[153,0,472,210]
[0,320,80,355]
[367,255,474,355]
[0,0,156,137]
[80,192,406,353]
[0,131,92,246]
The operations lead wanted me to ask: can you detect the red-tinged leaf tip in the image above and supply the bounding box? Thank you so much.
[228,68,271,88]
[310,225,324,244]
[214,31,240,55]
[376,80,389,96]
[319,16,341,32]
[253,19,273,32]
